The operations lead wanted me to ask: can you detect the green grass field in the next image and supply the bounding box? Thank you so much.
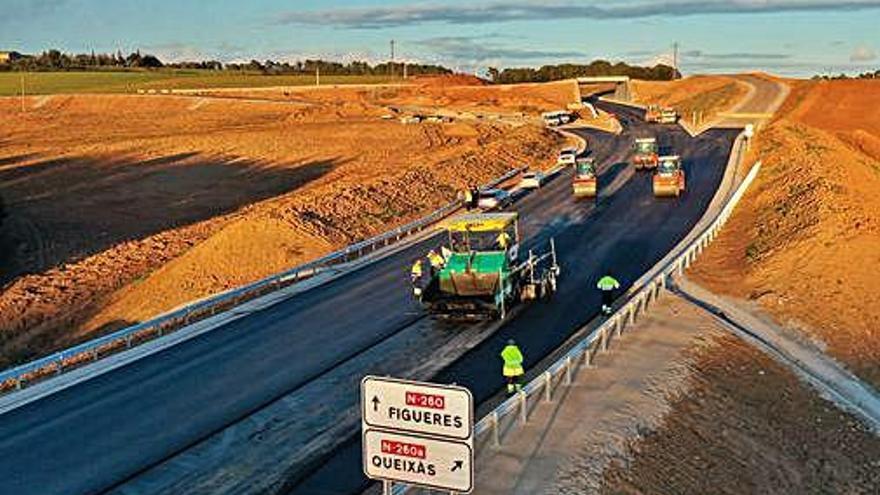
[0,71,397,96]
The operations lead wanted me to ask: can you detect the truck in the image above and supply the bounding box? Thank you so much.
[416,212,560,320]
[632,138,659,170]
[645,105,678,124]
[653,155,686,197]
[557,147,578,166]
[542,110,573,127]
[659,107,679,124]
[572,157,597,198]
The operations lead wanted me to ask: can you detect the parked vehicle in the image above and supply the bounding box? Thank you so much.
[659,108,679,124]
[557,147,578,166]
[519,170,546,189]
[477,188,513,209]
[542,110,573,127]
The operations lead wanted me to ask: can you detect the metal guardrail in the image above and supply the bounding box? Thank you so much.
[0,167,527,394]
[392,160,762,494]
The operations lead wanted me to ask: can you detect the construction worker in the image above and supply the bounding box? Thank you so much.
[427,249,445,275]
[596,273,621,315]
[500,339,525,393]
[463,188,473,209]
[496,231,511,250]
[410,259,423,283]
[470,185,480,209]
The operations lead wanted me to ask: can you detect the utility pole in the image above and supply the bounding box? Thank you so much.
[20,71,25,113]
[316,66,320,86]
[390,39,395,79]
[672,42,679,79]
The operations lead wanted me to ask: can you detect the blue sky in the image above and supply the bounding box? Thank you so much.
[2,0,879,77]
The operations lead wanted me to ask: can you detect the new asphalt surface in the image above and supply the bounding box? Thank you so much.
[288,100,742,494]
[0,100,740,495]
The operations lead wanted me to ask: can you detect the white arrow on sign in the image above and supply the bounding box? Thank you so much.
[363,429,473,493]
[362,376,473,440]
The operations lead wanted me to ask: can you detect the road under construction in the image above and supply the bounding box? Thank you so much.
[0,76,786,495]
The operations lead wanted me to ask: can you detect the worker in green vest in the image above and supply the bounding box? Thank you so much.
[500,339,525,394]
[597,274,621,315]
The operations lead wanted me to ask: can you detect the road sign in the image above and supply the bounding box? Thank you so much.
[362,376,473,440]
[363,429,473,493]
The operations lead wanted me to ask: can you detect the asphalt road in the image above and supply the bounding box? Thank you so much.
[288,101,742,494]
[0,98,744,495]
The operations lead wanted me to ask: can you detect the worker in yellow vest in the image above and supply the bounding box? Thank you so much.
[410,259,424,296]
[426,249,445,275]
[500,339,525,393]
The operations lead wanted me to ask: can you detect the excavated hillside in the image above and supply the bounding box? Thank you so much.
[0,80,565,367]
[692,79,880,388]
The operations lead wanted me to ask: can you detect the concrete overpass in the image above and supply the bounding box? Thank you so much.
[577,76,631,101]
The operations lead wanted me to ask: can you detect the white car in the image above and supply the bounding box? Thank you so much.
[557,147,577,166]
[519,170,546,189]
[477,188,513,209]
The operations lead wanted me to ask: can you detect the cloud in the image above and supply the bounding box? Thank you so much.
[142,43,209,63]
[419,36,583,62]
[682,50,792,60]
[850,44,877,61]
[0,0,69,26]
[276,1,880,29]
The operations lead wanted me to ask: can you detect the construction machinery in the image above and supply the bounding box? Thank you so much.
[572,157,598,198]
[632,138,659,170]
[416,212,560,320]
[659,107,679,124]
[653,155,686,197]
[645,105,678,124]
[644,105,661,123]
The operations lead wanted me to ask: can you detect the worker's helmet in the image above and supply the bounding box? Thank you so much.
[507,339,515,345]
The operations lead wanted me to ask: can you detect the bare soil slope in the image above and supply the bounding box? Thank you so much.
[632,75,750,125]
[0,82,564,366]
[600,333,880,494]
[692,79,880,388]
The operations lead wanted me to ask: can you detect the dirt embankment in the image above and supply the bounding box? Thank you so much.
[691,79,880,389]
[600,333,880,494]
[632,75,750,125]
[0,81,564,367]
[196,78,580,117]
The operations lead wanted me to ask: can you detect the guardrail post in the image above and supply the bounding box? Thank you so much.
[491,411,501,446]
[15,377,22,390]
[628,305,636,326]
[519,391,528,424]
[564,356,573,385]
[543,372,552,403]
[602,327,610,352]
[583,343,594,368]
[92,349,99,361]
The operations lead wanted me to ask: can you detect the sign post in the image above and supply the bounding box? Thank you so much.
[362,376,474,493]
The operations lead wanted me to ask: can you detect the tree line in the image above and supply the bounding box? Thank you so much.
[0,49,452,76]
[487,60,680,83]
[812,69,880,80]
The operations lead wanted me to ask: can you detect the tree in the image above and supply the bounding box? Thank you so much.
[487,67,500,82]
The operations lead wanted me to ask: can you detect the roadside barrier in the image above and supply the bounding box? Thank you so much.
[0,167,526,394]
[392,155,761,494]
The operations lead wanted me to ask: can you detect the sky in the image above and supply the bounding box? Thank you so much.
[2,0,879,77]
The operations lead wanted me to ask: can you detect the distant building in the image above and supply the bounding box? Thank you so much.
[0,51,22,64]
